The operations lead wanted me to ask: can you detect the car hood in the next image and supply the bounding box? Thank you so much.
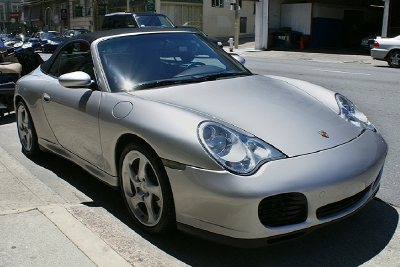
[133,75,361,157]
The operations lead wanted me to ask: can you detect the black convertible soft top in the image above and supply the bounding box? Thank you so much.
[41,28,186,73]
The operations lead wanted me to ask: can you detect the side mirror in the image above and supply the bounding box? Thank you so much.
[229,53,246,65]
[59,71,92,88]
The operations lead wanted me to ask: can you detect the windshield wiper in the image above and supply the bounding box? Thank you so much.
[132,77,204,90]
[131,72,252,90]
[193,72,252,81]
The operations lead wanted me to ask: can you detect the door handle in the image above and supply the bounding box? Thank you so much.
[43,93,50,102]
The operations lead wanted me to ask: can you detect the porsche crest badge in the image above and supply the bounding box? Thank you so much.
[318,130,329,138]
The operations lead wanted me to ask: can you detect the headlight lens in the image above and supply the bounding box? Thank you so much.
[335,94,375,132]
[198,121,286,175]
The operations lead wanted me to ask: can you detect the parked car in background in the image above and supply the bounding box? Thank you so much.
[371,35,400,68]
[0,34,12,41]
[176,26,223,49]
[361,33,380,52]
[14,28,387,247]
[62,29,90,38]
[41,36,63,53]
[101,12,175,30]
[28,31,61,52]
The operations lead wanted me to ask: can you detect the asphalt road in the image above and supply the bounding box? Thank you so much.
[0,51,399,266]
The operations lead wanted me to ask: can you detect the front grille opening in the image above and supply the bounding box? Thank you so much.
[258,193,308,227]
[316,185,371,219]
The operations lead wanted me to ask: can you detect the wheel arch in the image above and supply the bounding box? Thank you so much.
[385,48,400,60]
[14,95,25,111]
[114,133,162,181]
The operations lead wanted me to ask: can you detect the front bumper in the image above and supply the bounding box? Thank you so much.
[166,130,387,244]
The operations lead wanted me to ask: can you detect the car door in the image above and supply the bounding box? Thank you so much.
[41,40,104,168]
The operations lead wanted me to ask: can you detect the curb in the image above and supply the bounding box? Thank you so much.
[39,205,132,267]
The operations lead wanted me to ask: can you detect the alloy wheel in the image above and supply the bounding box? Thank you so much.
[17,103,33,152]
[121,150,163,227]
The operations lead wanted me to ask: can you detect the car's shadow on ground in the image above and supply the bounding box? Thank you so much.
[31,152,398,267]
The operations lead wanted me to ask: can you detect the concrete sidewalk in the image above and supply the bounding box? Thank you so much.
[0,145,187,267]
[225,38,383,66]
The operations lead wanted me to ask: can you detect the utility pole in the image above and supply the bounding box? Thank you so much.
[255,0,269,50]
[127,0,130,12]
[381,0,390,37]
[234,0,239,49]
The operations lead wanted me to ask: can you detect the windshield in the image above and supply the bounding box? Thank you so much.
[135,15,175,28]
[42,32,61,39]
[98,32,251,92]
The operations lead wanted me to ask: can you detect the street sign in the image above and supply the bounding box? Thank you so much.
[146,0,155,12]
[9,12,21,19]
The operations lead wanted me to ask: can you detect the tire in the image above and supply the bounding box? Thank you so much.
[387,50,400,68]
[119,143,176,234]
[16,101,40,157]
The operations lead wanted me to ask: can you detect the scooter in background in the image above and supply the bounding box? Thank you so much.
[0,47,43,117]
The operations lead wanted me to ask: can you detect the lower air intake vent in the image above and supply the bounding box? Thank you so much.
[316,185,371,219]
[258,193,308,227]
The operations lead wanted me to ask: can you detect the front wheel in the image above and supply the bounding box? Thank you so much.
[16,101,40,157]
[119,143,176,234]
[387,50,400,68]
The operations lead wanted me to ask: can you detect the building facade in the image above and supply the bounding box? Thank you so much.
[0,0,24,34]
[5,0,399,49]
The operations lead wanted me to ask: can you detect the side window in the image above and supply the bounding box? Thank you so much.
[47,41,92,78]
[102,17,113,30]
[126,15,137,28]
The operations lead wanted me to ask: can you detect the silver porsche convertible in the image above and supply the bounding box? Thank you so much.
[14,28,387,247]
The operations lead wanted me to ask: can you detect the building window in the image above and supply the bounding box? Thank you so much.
[85,0,91,16]
[240,17,247,33]
[211,0,223,8]
[0,3,5,21]
[73,1,83,17]
[54,5,60,19]
[11,4,21,12]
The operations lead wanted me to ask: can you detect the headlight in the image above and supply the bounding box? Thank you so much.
[335,94,375,132]
[217,41,222,46]
[48,40,57,45]
[198,121,286,175]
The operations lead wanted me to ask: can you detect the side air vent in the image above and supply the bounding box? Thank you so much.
[258,193,308,227]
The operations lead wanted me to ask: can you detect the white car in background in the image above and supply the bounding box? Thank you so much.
[370,35,400,68]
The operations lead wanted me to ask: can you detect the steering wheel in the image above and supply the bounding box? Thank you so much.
[186,62,205,69]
